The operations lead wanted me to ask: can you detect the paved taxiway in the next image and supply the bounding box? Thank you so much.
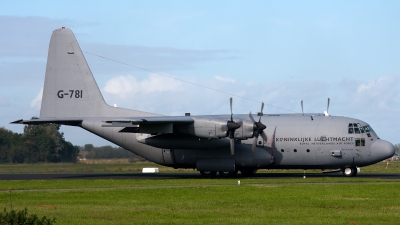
[1,173,400,180]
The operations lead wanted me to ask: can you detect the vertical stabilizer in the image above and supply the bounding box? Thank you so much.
[40,28,155,118]
[40,27,107,118]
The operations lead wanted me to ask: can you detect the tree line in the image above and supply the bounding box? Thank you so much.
[0,123,79,163]
[0,122,143,163]
[79,144,142,161]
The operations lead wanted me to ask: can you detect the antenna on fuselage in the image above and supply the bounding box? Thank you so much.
[301,100,304,116]
[324,98,330,116]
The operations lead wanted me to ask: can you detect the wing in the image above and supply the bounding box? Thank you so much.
[102,116,194,134]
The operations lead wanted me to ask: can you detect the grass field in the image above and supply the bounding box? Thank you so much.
[0,178,399,224]
[0,160,399,174]
[0,161,399,224]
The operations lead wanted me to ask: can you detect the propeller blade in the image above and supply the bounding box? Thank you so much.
[230,97,233,121]
[270,126,277,164]
[261,102,264,113]
[327,98,330,114]
[301,100,304,116]
[249,111,256,123]
[230,138,235,155]
[252,136,257,152]
[261,131,268,143]
[258,102,264,122]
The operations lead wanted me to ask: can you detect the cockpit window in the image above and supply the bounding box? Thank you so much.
[348,127,354,133]
[348,123,354,133]
[354,127,360,134]
[357,123,365,133]
[349,123,372,134]
[363,125,373,132]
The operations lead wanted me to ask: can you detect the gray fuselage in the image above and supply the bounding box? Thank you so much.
[80,113,393,171]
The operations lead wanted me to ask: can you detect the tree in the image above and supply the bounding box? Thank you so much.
[0,120,79,163]
[395,144,400,156]
[23,122,79,163]
[84,144,94,152]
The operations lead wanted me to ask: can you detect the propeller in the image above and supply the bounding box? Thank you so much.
[327,97,330,113]
[249,102,267,152]
[227,98,240,155]
[270,126,276,164]
[324,98,330,116]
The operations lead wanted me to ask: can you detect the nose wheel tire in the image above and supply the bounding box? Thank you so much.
[219,170,238,178]
[342,167,357,177]
[200,171,217,178]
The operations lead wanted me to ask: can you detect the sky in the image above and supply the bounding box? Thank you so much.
[1,1,400,147]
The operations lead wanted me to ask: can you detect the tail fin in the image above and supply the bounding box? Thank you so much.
[40,27,155,118]
[40,27,108,118]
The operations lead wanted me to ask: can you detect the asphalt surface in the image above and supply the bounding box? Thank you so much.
[1,173,400,180]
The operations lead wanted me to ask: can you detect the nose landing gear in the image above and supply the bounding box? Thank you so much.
[342,167,359,177]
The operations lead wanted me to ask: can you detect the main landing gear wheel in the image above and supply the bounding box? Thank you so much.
[342,167,357,177]
[240,168,257,177]
[219,170,238,178]
[200,171,217,178]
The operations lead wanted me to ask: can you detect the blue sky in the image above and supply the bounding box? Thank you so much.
[1,1,399,146]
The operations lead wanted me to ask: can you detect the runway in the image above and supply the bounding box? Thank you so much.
[1,173,400,180]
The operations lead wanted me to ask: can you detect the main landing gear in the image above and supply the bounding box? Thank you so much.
[199,171,217,178]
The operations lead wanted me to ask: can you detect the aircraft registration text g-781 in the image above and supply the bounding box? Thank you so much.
[57,90,83,98]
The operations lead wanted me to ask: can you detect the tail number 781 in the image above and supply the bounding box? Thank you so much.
[57,90,83,98]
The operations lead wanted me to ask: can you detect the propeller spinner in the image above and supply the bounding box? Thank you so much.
[249,102,267,152]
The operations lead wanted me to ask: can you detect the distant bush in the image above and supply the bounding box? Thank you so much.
[79,144,146,161]
[0,207,56,225]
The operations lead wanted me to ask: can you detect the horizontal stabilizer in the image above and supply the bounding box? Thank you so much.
[10,118,82,126]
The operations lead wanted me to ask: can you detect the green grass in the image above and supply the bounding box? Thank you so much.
[0,178,399,224]
[0,160,399,174]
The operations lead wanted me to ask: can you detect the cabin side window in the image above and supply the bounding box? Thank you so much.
[355,138,365,146]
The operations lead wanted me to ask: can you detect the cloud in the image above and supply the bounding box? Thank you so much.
[214,75,235,83]
[30,87,43,109]
[101,73,335,116]
[353,76,400,111]
[103,74,182,98]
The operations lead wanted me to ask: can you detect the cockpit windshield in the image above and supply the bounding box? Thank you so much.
[363,125,373,132]
[348,123,374,134]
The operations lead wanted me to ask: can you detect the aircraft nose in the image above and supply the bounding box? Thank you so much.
[370,139,395,161]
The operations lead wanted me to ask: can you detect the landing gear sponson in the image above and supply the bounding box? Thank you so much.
[199,167,360,178]
[199,169,254,178]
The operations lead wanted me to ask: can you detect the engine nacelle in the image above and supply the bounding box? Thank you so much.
[234,120,254,139]
[192,118,228,138]
[191,118,254,139]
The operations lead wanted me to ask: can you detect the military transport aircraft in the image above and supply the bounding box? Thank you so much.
[12,27,395,177]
